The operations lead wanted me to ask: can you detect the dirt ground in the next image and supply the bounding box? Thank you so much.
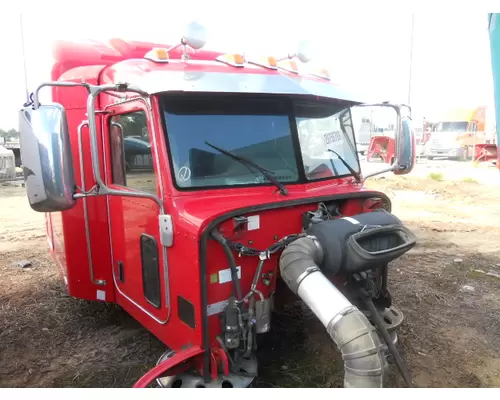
[1,174,500,388]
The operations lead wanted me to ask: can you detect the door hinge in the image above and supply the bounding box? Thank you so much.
[159,214,173,247]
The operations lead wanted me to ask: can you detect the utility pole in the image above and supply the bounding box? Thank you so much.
[19,13,30,103]
[407,14,415,106]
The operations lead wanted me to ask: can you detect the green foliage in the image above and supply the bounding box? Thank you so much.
[0,128,19,141]
[117,113,148,138]
[461,177,478,183]
[428,172,444,181]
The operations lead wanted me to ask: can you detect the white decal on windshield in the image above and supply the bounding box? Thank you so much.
[177,166,191,182]
[323,131,343,146]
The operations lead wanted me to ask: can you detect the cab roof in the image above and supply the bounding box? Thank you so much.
[53,38,375,104]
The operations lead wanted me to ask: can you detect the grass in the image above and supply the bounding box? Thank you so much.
[461,177,478,183]
[428,172,444,181]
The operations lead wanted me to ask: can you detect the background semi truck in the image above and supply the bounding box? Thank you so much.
[424,106,496,161]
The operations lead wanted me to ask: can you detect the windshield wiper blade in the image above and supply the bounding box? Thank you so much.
[327,149,361,183]
[205,141,289,196]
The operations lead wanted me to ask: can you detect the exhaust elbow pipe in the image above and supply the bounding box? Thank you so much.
[279,237,386,388]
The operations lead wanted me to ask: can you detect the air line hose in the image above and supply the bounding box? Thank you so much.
[361,293,413,387]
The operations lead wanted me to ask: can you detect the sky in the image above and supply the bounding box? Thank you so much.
[0,3,496,130]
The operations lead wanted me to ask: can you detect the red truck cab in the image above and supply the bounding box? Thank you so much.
[18,23,416,388]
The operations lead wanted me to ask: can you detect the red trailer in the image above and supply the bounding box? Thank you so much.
[473,143,498,163]
[366,135,396,164]
[18,23,417,388]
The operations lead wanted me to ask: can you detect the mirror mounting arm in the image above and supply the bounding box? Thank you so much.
[31,81,150,110]
[363,165,395,180]
[18,81,162,214]
[85,84,165,213]
[32,82,92,109]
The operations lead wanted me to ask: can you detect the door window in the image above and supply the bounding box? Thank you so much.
[109,111,158,194]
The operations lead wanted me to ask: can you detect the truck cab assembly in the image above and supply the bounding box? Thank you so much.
[17,22,417,388]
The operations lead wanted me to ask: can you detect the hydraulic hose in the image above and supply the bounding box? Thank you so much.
[211,230,243,300]
[279,237,386,388]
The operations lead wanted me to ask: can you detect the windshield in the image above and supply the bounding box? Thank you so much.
[161,94,359,190]
[435,121,468,132]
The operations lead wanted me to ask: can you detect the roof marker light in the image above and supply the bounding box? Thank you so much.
[216,53,245,67]
[277,59,299,74]
[247,56,278,70]
[144,21,208,63]
[308,67,331,80]
[144,48,170,63]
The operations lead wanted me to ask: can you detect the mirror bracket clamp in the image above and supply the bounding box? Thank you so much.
[159,215,174,247]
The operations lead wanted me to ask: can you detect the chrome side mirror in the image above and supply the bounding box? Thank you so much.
[18,103,76,212]
[351,103,416,179]
[394,115,416,175]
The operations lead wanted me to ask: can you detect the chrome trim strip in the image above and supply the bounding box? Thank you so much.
[78,121,106,286]
[47,235,53,251]
[46,215,54,251]
[131,70,373,103]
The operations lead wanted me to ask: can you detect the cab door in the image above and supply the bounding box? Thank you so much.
[105,102,170,324]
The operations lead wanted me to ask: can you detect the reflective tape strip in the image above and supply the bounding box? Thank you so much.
[342,217,360,224]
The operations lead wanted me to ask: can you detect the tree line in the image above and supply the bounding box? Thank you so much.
[0,129,20,142]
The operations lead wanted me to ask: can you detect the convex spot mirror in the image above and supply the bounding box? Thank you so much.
[350,104,415,178]
[182,21,208,50]
[18,103,76,212]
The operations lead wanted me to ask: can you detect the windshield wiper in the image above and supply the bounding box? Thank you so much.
[205,141,289,196]
[327,149,361,183]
